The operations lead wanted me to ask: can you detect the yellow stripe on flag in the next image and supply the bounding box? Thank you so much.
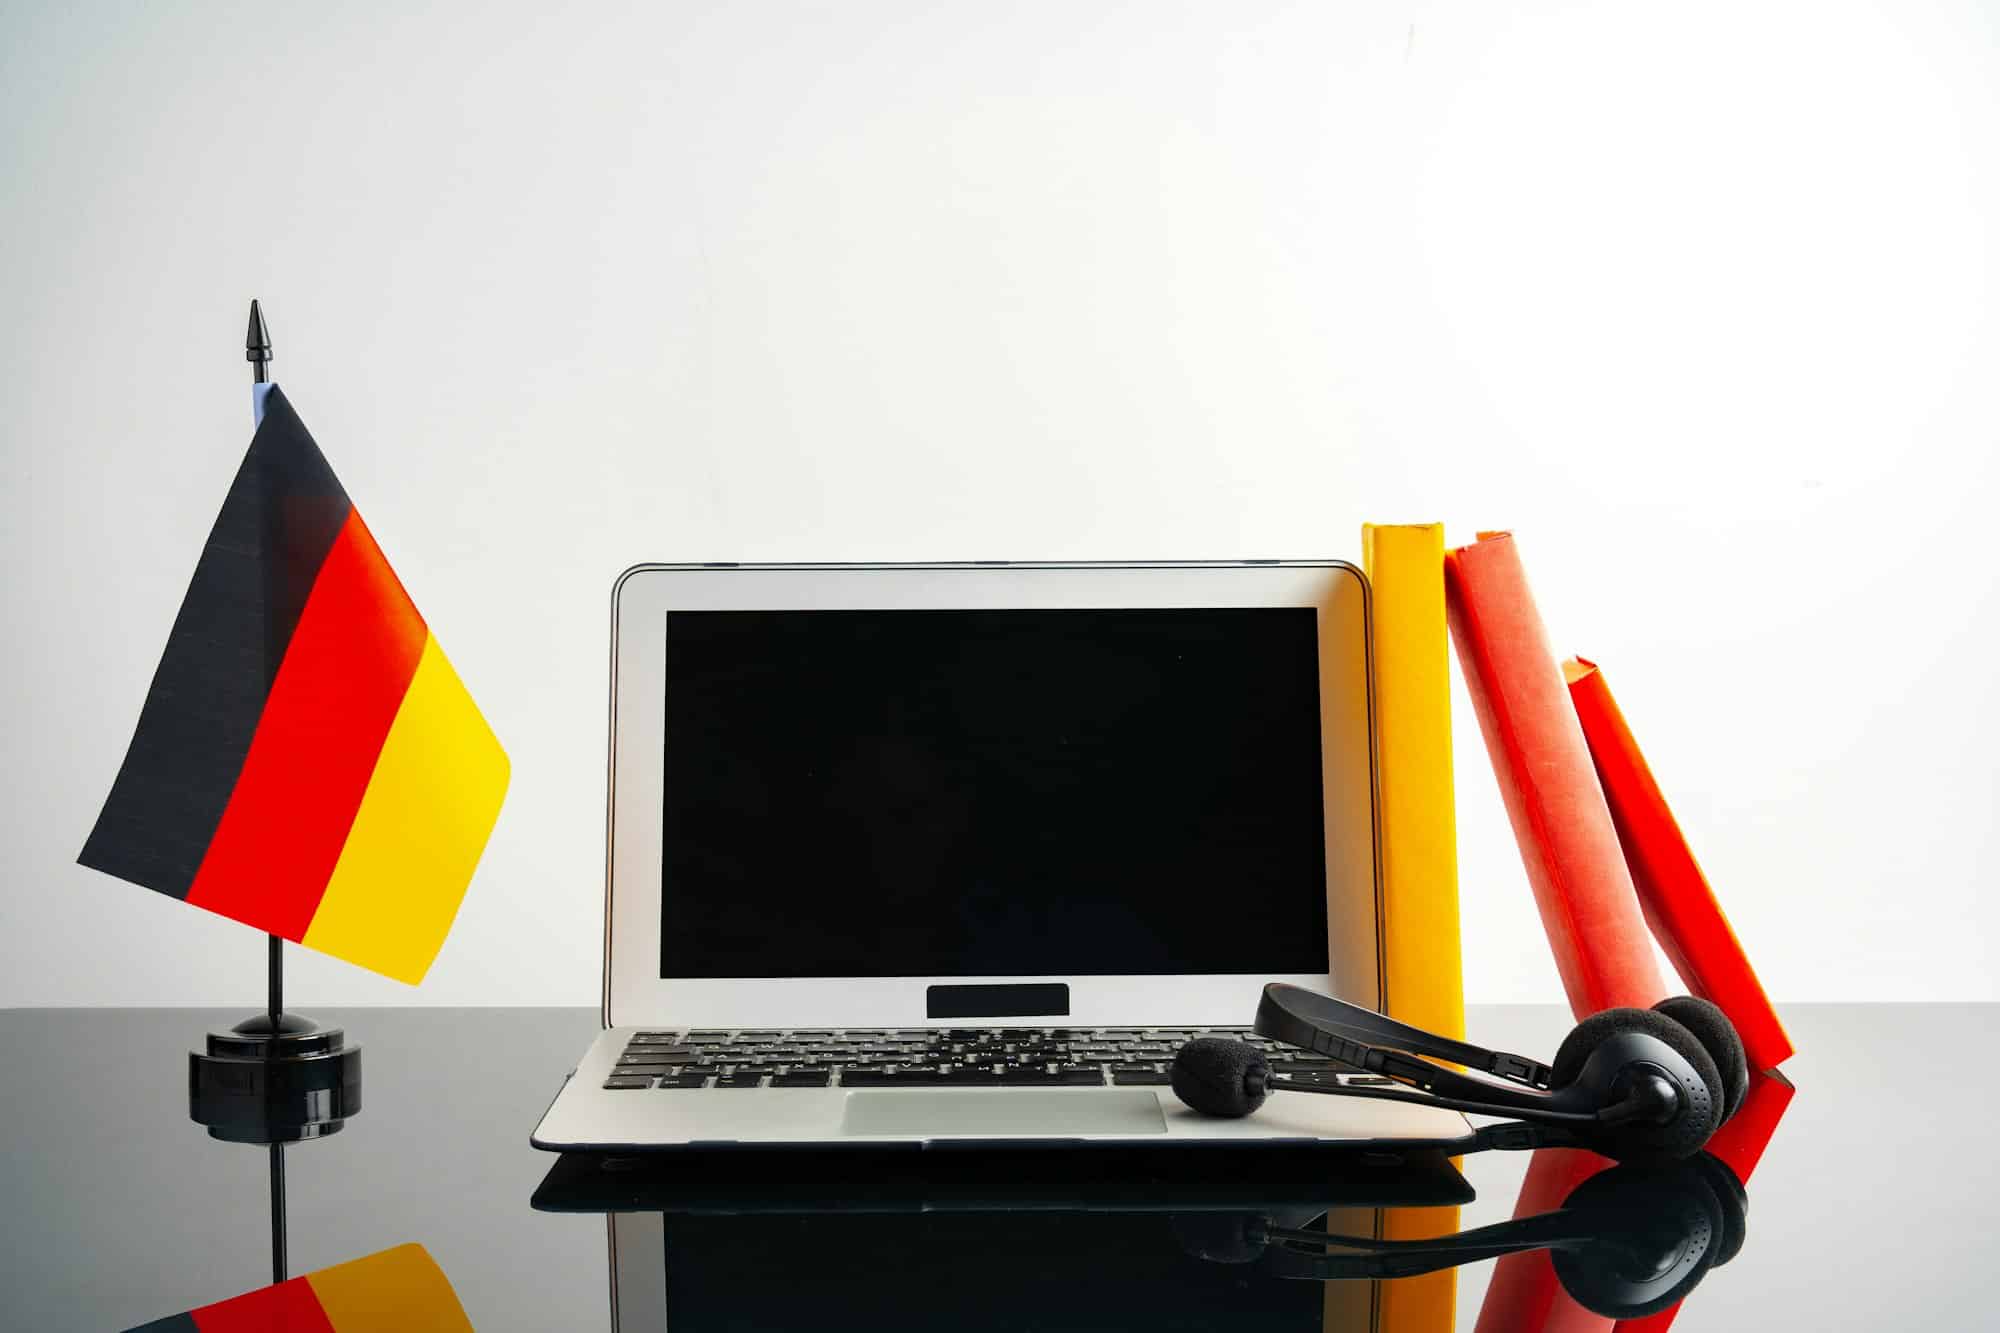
[303,1242,474,1332]
[303,637,508,983]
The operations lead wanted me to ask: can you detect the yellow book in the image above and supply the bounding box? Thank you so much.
[1361,522,1462,1333]
[1362,522,1463,1036]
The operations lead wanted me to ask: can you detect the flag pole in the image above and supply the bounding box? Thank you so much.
[246,299,282,1036]
[246,299,289,1284]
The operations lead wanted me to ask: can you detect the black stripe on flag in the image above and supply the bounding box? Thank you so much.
[80,387,353,899]
[121,1314,200,1333]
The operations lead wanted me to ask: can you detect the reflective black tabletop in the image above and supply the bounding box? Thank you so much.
[2,1004,1991,1330]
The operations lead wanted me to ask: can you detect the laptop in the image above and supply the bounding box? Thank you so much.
[531,1146,1474,1332]
[531,560,1472,1151]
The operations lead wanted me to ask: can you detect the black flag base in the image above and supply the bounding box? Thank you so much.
[189,937,361,1144]
[190,1012,363,1144]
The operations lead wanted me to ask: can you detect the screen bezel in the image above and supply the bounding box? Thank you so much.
[603,562,1382,1029]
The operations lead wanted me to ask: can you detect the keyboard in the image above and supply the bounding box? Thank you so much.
[601,1026,1364,1091]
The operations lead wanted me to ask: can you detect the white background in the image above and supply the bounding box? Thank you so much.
[3,0,1995,1009]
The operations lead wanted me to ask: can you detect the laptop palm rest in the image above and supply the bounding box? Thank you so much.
[841,1090,1168,1137]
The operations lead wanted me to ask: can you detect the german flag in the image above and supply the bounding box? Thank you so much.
[80,387,507,984]
[123,1242,472,1332]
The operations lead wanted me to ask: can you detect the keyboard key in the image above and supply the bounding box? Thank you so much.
[655,1073,710,1089]
[736,1031,782,1041]
[771,1070,832,1088]
[848,1067,996,1086]
[1113,1070,1172,1086]
[602,1076,654,1089]
[620,1051,703,1066]
[839,1070,934,1087]
[1005,1068,1106,1086]
[714,1073,764,1088]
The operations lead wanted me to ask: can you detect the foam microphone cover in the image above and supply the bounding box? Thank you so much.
[1171,1037,1270,1117]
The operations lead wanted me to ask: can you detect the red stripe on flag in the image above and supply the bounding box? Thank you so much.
[186,511,427,939]
[189,1274,336,1333]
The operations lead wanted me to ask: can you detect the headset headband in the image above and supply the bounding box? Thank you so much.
[1254,983,1559,1108]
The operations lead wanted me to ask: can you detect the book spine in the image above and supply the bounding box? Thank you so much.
[1564,657,1795,1069]
[1364,522,1462,1333]
[1363,523,1464,1039]
[1445,532,1664,1018]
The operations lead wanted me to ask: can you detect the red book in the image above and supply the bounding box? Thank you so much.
[1564,657,1794,1069]
[1445,533,1665,1018]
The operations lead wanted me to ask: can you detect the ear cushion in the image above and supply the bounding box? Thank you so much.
[1554,1162,1726,1318]
[1652,996,1750,1121]
[1553,1007,1724,1163]
[1684,1153,1749,1267]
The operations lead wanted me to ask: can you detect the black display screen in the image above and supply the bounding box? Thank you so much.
[660,608,1330,979]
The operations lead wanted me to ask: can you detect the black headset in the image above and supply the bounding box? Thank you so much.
[1175,1151,1748,1320]
[1171,983,1750,1164]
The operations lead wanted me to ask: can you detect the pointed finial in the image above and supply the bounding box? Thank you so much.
[246,299,273,383]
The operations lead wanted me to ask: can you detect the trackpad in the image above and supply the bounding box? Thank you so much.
[841,1090,1167,1138]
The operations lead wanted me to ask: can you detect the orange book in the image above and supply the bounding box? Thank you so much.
[1445,533,1665,1018]
[1564,658,1794,1070]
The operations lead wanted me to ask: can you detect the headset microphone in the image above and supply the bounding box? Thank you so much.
[1171,983,1749,1164]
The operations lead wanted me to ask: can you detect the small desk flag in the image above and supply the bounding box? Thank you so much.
[122,1242,472,1332]
[80,386,508,984]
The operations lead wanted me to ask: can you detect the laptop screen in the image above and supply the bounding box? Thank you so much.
[660,608,1331,980]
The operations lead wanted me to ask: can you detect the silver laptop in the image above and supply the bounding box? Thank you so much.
[531,560,1470,1151]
